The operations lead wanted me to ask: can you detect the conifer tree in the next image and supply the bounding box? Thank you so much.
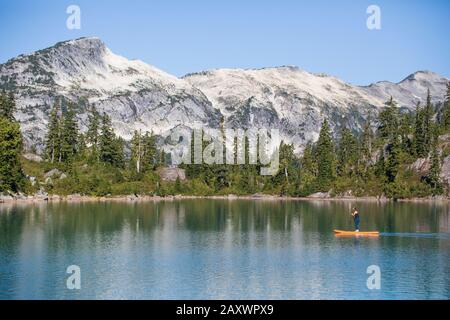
[60,103,78,163]
[45,102,61,163]
[378,97,399,141]
[77,133,88,161]
[375,148,386,179]
[0,92,24,192]
[112,137,125,168]
[276,142,296,195]
[316,119,335,191]
[423,89,433,151]
[337,126,358,177]
[0,91,16,121]
[360,114,375,172]
[86,106,100,162]
[442,83,450,130]
[398,113,412,153]
[130,130,142,173]
[0,118,24,192]
[99,113,117,165]
[298,142,317,195]
[413,102,427,157]
[385,136,401,183]
[427,143,442,195]
[142,132,157,172]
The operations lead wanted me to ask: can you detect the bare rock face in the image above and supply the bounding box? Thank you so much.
[0,37,220,150]
[409,158,431,176]
[439,156,450,187]
[185,68,449,153]
[0,37,448,154]
[158,167,186,182]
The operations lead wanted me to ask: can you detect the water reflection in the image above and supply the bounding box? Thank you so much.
[0,200,449,299]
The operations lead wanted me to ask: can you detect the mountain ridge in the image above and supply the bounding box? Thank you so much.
[0,37,448,153]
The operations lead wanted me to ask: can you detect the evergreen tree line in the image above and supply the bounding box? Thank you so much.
[40,101,161,195]
[0,91,26,192]
[2,83,450,198]
[184,85,450,198]
[44,102,132,168]
[282,86,450,198]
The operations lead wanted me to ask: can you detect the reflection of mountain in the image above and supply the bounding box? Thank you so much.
[1,37,448,152]
[1,200,449,299]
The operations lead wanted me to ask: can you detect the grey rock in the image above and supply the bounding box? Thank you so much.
[308,192,331,198]
[159,167,186,182]
[0,193,14,202]
[409,158,430,175]
[440,156,450,187]
[23,153,43,162]
[44,168,63,179]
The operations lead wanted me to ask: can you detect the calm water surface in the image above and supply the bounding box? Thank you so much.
[0,200,449,299]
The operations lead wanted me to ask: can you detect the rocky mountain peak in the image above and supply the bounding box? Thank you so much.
[0,37,448,154]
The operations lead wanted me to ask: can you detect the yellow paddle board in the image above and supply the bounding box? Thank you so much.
[334,230,380,236]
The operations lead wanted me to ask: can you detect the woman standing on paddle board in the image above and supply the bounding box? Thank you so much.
[351,207,360,232]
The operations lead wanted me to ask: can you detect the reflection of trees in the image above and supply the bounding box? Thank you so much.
[1,200,449,249]
[0,204,29,250]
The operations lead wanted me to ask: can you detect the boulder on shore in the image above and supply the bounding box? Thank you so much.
[23,153,43,162]
[158,167,186,182]
[308,192,331,198]
[44,168,63,179]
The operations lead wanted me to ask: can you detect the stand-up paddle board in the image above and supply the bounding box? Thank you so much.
[334,230,380,236]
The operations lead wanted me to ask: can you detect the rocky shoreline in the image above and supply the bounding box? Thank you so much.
[1,192,449,204]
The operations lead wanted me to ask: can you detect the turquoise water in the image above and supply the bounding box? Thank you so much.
[0,200,449,300]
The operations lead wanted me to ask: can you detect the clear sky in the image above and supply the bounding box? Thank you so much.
[0,0,448,85]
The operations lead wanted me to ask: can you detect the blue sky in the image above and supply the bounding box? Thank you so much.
[0,0,448,85]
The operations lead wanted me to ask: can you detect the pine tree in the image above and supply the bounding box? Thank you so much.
[77,133,88,161]
[0,91,16,121]
[378,97,399,141]
[375,149,386,179]
[316,119,335,191]
[427,143,442,195]
[361,115,374,163]
[142,132,157,172]
[276,142,295,195]
[45,102,61,163]
[413,102,427,157]
[298,142,317,195]
[0,111,25,192]
[86,106,100,162]
[130,130,143,173]
[112,137,125,168]
[160,149,167,167]
[60,103,78,163]
[99,113,117,165]
[385,136,401,183]
[442,83,450,130]
[213,118,230,191]
[423,89,433,151]
[337,126,358,177]
[399,113,412,153]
